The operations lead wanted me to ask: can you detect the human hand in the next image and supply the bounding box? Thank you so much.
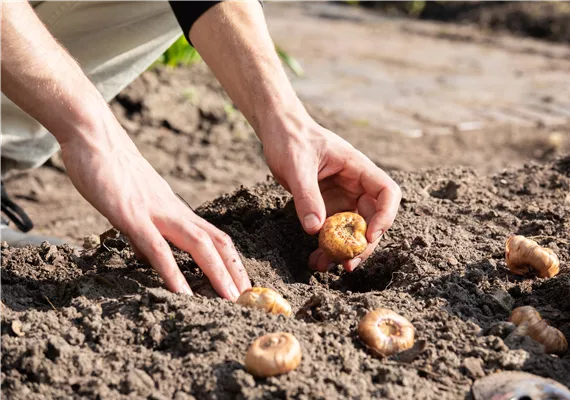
[261,112,401,273]
[60,121,251,300]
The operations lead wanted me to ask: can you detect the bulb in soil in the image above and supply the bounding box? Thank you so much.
[358,308,415,357]
[508,305,568,356]
[245,332,302,377]
[505,235,560,278]
[510,306,542,327]
[527,320,568,356]
[236,287,292,316]
[318,212,368,262]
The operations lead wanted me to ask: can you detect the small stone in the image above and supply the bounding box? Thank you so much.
[43,244,59,262]
[463,357,485,379]
[446,255,459,266]
[10,320,25,337]
[149,324,162,343]
[83,235,101,250]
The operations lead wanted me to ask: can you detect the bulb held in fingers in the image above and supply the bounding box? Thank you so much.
[318,212,368,262]
[245,332,302,377]
[358,308,415,357]
[510,306,542,327]
[505,235,560,278]
[236,287,292,316]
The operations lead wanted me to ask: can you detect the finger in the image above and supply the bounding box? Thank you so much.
[314,248,337,272]
[308,248,324,270]
[129,221,192,295]
[342,235,381,272]
[360,166,402,242]
[194,220,251,294]
[158,217,241,302]
[127,237,149,264]
[287,160,326,235]
[308,247,335,272]
[356,193,377,222]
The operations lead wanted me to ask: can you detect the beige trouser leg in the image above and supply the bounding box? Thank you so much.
[1,1,182,174]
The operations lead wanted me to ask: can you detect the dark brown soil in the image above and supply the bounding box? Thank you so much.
[3,156,569,399]
[2,8,570,397]
[359,1,570,44]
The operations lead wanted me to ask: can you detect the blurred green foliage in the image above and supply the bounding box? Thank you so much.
[156,36,201,67]
[156,35,305,77]
[275,45,305,77]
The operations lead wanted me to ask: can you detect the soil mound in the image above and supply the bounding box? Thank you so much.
[2,156,569,399]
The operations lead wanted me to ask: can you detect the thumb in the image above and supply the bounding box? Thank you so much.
[288,166,326,235]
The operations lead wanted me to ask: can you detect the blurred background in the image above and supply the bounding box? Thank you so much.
[4,1,570,242]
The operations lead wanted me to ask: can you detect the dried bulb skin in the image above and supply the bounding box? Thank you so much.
[358,308,415,357]
[318,212,368,261]
[527,320,568,356]
[505,235,560,278]
[236,287,292,317]
[245,332,302,377]
[510,306,542,327]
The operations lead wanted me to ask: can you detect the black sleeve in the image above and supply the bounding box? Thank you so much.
[168,1,221,46]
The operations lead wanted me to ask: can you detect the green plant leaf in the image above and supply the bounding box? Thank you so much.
[275,44,305,78]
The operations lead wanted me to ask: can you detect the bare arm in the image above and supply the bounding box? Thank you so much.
[189,2,301,136]
[191,2,401,272]
[1,1,251,299]
[1,1,109,147]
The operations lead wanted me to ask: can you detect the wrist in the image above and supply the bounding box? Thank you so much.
[255,99,314,143]
[56,90,126,152]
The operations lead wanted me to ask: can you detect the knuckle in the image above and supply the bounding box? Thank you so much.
[387,180,402,200]
[149,236,169,254]
[213,232,232,249]
[189,228,210,246]
[295,188,315,202]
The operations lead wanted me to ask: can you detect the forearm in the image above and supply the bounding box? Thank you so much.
[189,1,308,141]
[1,1,117,148]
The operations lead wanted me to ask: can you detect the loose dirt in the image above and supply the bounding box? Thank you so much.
[2,2,570,398]
[2,158,570,399]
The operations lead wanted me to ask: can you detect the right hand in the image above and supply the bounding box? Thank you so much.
[60,119,251,301]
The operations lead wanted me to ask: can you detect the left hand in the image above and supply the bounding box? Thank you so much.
[261,112,402,272]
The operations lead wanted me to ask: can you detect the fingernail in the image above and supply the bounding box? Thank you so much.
[327,263,336,271]
[229,285,240,302]
[373,230,384,242]
[181,282,192,295]
[349,258,361,272]
[303,213,320,230]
